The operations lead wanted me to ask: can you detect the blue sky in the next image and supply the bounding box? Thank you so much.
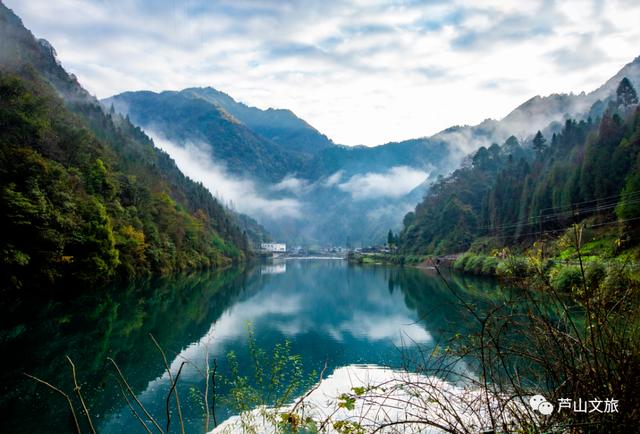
[6,0,640,146]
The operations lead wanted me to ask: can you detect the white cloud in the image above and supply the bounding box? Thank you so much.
[271,175,311,195]
[5,0,640,146]
[338,166,428,200]
[328,312,433,346]
[149,133,303,218]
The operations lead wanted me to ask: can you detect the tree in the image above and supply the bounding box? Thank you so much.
[616,160,640,221]
[532,130,547,156]
[616,77,638,107]
[472,147,490,169]
[387,230,395,246]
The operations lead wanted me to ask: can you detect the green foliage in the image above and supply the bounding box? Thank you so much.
[532,130,547,156]
[223,324,311,416]
[585,261,607,290]
[616,165,640,221]
[454,253,501,276]
[549,265,583,293]
[496,256,532,280]
[481,256,499,275]
[337,393,356,410]
[599,261,636,305]
[401,84,640,257]
[0,71,248,293]
[617,77,639,107]
[453,253,471,271]
[332,420,365,434]
[464,254,485,274]
[387,229,396,246]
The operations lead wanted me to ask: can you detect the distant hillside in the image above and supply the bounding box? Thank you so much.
[185,87,334,155]
[499,56,640,137]
[400,79,640,255]
[104,90,307,181]
[103,38,640,247]
[103,88,495,246]
[0,3,251,293]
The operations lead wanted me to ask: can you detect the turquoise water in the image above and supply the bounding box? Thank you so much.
[0,260,500,433]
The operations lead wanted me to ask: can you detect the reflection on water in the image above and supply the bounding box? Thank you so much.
[0,260,503,433]
[260,262,286,274]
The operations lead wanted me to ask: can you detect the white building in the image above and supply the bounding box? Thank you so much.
[260,243,287,253]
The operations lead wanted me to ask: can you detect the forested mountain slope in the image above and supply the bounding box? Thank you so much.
[104,89,308,181]
[104,52,640,247]
[185,87,334,156]
[400,79,640,255]
[0,3,250,293]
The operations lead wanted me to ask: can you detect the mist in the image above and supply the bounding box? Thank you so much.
[337,166,429,200]
[149,133,303,219]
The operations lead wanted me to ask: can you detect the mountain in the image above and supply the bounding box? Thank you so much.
[499,56,640,137]
[185,87,334,155]
[0,2,252,293]
[104,89,307,181]
[399,81,640,255]
[103,89,496,246]
[103,43,640,247]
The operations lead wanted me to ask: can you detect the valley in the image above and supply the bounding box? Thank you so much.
[1,1,640,433]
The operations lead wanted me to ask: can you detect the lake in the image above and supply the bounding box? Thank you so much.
[0,259,505,433]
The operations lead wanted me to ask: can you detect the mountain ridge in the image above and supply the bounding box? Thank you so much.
[102,37,639,246]
[0,1,258,292]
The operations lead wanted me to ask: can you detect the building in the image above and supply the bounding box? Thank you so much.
[260,243,287,253]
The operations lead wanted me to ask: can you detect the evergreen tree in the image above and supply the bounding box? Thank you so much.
[616,77,639,107]
[532,130,547,156]
[472,147,490,169]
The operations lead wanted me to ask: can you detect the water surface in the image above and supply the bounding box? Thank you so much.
[0,260,503,433]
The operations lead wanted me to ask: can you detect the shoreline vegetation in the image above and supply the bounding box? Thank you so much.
[349,220,640,303]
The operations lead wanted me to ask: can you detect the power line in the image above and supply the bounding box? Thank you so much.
[538,190,640,213]
[476,192,640,232]
[480,216,640,241]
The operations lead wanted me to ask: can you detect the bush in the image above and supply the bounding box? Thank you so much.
[598,262,636,305]
[465,255,484,275]
[550,266,583,293]
[496,256,532,280]
[453,253,472,271]
[481,256,499,276]
[585,261,607,290]
[454,253,501,276]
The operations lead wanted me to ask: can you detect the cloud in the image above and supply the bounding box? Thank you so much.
[323,171,344,187]
[338,166,428,200]
[271,175,311,195]
[366,202,416,222]
[329,312,433,346]
[149,132,303,218]
[546,33,610,71]
[6,0,640,147]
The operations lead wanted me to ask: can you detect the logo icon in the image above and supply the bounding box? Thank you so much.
[529,394,554,415]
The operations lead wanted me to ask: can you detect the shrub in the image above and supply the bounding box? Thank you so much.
[598,262,636,305]
[465,254,484,275]
[550,266,583,293]
[481,256,499,276]
[496,256,532,280]
[585,261,606,290]
[453,253,472,271]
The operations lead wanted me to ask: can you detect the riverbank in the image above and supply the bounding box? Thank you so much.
[346,252,428,266]
[450,223,640,294]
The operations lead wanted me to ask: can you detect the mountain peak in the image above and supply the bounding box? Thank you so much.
[170,86,334,153]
